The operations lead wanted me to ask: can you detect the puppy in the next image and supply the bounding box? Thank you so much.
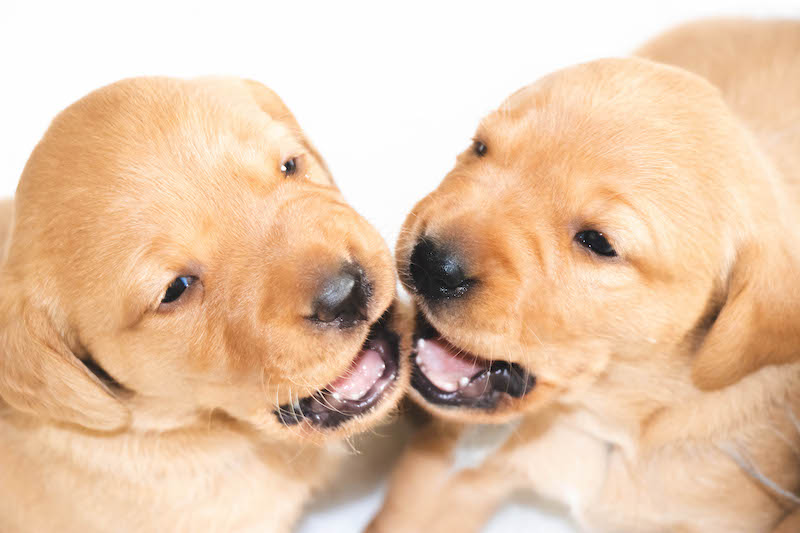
[370,19,800,533]
[0,77,410,532]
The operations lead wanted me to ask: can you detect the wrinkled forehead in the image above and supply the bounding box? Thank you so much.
[30,82,324,205]
[475,69,729,206]
[114,84,330,191]
[474,102,657,202]
[12,79,338,273]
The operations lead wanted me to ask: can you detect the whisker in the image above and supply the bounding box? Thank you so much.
[720,442,800,505]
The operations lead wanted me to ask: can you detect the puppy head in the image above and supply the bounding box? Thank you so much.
[0,77,410,442]
[397,58,800,423]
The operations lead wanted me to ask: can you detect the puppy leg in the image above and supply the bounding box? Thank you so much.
[370,409,608,533]
[423,411,608,533]
[423,466,523,533]
[365,420,465,533]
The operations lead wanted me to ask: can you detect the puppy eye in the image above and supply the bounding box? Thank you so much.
[281,157,298,177]
[161,276,196,304]
[473,140,488,157]
[575,230,617,257]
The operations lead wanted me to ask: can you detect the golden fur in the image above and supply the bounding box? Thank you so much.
[0,77,410,532]
[371,19,800,533]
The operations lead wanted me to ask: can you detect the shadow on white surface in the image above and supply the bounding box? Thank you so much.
[295,416,577,533]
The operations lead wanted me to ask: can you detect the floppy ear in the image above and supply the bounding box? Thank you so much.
[692,241,800,390]
[0,281,130,431]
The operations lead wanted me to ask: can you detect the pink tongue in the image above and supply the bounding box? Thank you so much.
[329,348,386,401]
[415,338,486,392]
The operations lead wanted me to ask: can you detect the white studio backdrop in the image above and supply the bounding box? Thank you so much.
[1,2,798,532]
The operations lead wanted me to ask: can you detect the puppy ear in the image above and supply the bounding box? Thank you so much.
[243,79,332,176]
[692,241,800,390]
[0,282,129,431]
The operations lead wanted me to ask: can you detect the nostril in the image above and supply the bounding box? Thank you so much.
[408,239,471,300]
[312,263,370,327]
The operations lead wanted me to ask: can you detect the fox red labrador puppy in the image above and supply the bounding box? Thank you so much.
[371,19,800,533]
[0,77,410,532]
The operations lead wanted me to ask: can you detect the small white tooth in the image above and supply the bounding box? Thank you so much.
[459,376,470,388]
[332,392,341,401]
[441,382,458,392]
[419,363,427,372]
[417,338,426,349]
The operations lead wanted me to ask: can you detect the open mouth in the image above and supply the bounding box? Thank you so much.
[274,311,399,429]
[411,313,535,410]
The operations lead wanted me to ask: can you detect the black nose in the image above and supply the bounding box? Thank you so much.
[312,263,370,327]
[408,239,471,300]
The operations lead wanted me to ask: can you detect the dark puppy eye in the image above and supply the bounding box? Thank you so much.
[161,276,196,304]
[473,140,487,157]
[575,230,617,257]
[281,157,298,177]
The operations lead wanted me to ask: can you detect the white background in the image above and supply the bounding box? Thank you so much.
[1,2,797,532]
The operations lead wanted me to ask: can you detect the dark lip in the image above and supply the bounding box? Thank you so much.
[410,312,535,410]
[274,309,400,430]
